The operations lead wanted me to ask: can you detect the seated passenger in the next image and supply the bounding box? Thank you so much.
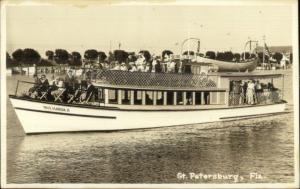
[167,60,176,73]
[80,79,95,102]
[112,63,121,70]
[65,69,76,90]
[136,53,146,72]
[129,64,138,72]
[28,74,41,97]
[120,62,128,71]
[154,60,162,73]
[144,62,152,72]
[39,74,49,92]
[50,78,65,101]
[151,59,157,72]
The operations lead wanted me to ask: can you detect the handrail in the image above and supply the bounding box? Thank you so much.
[15,80,37,96]
[16,80,36,84]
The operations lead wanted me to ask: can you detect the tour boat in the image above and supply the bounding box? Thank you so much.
[9,69,286,134]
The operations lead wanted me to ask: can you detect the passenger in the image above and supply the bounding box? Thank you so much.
[136,53,146,72]
[80,79,95,102]
[151,58,157,72]
[112,63,121,70]
[65,69,76,91]
[50,78,65,101]
[232,81,241,105]
[246,80,256,105]
[168,61,176,73]
[144,62,152,72]
[38,74,49,92]
[103,61,110,70]
[239,81,246,104]
[129,64,138,72]
[167,55,176,73]
[120,62,128,71]
[28,74,41,96]
[242,80,248,104]
[154,59,162,73]
[267,82,274,91]
[49,77,60,91]
[255,80,262,103]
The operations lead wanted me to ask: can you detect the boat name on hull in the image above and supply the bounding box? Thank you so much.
[43,105,70,112]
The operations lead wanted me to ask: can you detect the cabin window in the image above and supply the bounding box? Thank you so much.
[195,92,201,105]
[176,91,183,105]
[186,92,193,105]
[121,90,130,105]
[156,91,163,105]
[134,91,142,105]
[204,92,210,105]
[145,91,153,105]
[167,91,174,105]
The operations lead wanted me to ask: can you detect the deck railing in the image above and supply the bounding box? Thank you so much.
[92,70,218,89]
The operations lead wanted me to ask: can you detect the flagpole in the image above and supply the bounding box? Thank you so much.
[262,35,266,64]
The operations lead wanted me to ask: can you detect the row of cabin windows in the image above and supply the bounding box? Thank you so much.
[97,89,226,106]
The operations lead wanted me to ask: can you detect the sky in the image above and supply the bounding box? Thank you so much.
[5,2,296,57]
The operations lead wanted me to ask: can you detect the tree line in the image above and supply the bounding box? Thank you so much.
[6,48,154,68]
[6,48,292,68]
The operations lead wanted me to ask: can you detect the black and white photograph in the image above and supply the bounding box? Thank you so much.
[0,0,299,188]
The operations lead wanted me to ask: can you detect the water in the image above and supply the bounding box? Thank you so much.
[6,70,295,183]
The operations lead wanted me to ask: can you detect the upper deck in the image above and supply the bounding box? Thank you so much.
[92,70,283,91]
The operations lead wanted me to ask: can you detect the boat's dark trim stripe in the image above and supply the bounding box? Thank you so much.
[14,107,116,119]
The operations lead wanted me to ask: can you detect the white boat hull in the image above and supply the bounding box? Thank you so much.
[10,97,286,134]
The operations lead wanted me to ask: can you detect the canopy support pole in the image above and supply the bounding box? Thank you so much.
[201,92,205,105]
[142,91,146,105]
[118,90,122,105]
[173,92,177,105]
[130,90,134,105]
[104,89,109,104]
[163,92,167,105]
[192,92,196,105]
[183,92,187,105]
[153,91,157,105]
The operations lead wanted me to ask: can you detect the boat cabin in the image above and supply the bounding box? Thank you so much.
[90,70,284,109]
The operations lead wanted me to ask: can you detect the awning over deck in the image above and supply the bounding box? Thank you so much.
[93,70,223,91]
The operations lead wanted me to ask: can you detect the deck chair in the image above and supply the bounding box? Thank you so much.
[67,89,80,103]
[39,91,48,100]
[82,91,93,104]
[54,89,66,102]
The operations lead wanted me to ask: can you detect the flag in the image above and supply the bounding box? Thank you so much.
[264,43,271,57]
